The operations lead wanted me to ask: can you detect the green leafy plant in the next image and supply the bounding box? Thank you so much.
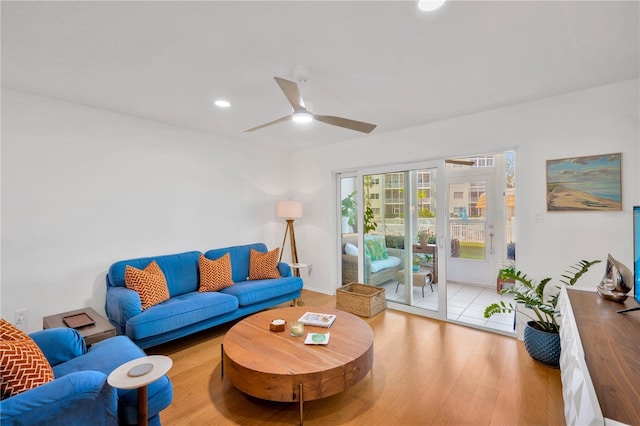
[341,191,358,232]
[363,206,377,234]
[498,262,516,278]
[342,191,377,234]
[484,259,600,333]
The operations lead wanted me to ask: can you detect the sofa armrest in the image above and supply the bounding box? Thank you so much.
[0,371,118,426]
[30,328,87,367]
[387,247,405,262]
[342,253,372,268]
[341,254,372,284]
[105,286,142,335]
[277,262,292,277]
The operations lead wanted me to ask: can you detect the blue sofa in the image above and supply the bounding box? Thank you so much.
[0,328,172,426]
[106,243,303,349]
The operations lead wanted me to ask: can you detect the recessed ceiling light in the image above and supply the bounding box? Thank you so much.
[292,112,313,124]
[417,0,446,12]
[214,99,231,108]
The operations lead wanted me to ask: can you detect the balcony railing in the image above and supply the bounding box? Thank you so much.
[376,218,514,245]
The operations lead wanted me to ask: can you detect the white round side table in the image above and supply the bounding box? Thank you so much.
[107,355,172,426]
[288,263,309,306]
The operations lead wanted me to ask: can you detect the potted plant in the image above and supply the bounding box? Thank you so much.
[416,229,434,246]
[412,254,421,272]
[341,192,377,234]
[341,191,358,233]
[496,262,516,293]
[484,259,600,366]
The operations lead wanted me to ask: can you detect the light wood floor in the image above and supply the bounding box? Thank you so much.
[148,290,565,425]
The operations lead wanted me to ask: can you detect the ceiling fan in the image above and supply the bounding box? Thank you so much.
[244,77,377,134]
[445,159,476,166]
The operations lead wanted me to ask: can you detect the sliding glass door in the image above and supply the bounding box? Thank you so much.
[338,162,444,317]
[337,151,516,333]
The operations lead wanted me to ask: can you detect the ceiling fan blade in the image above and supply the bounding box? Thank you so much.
[445,159,476,166]
[244,115,292,133]
[274,77,306,113]
[314,115,377,133]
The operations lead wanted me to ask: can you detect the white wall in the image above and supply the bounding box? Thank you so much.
[2,80,638,333]
[292,80,639,296]
[1,89,292,332]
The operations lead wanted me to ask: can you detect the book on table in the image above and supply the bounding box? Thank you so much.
[297,312,336,328]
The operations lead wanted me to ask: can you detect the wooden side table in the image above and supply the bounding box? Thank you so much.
[43,307,115,346]
[108,355,173,426]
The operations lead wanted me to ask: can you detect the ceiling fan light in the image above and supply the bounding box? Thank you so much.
[417,0,446,12]
[292,112,313,124]
[214,99,231,108]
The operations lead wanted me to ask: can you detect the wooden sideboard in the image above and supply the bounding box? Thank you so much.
[558,287,640,425]
[412,244,438,283]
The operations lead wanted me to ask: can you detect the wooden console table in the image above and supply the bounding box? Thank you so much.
[412,244,438,283]
[558,287,640,425]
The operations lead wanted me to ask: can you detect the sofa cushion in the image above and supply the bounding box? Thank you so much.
[107,251,201,297]
[0,320,54,399]
[370,256,402,273]
[249,248,281,280]
[124,291,239,341]
[205,243,267,283]
[365,236,388,261]
[125,261,170,310]
[344,242,359,256]
[220,277,303,306]
[199,254,234,292]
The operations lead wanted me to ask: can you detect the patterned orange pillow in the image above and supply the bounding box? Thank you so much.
[199,254,234,292]
[0,320,54,399]
[0,319,29,341]
[249,248,281,280]
[125,261,170,310]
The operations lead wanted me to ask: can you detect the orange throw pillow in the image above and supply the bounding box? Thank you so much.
[125,261,170,310]
[0,319,54,399]
[0,319,29,341]
[199,253,234,292]
[249,248,281,280]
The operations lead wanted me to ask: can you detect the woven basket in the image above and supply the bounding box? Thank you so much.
[336,283,385,317]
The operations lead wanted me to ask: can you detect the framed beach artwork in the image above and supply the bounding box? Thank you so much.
[546,153,622,212]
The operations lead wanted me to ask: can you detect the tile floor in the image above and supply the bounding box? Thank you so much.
[381,280,516,334]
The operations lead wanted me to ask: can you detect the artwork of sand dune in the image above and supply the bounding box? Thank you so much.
[547,184,621,211]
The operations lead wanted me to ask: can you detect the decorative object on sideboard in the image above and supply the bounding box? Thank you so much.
[596,253,633,302]
[484,259,600,366]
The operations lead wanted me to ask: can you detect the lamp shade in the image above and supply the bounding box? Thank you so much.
[276,200,302,219]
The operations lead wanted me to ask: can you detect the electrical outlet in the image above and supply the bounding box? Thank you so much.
[15,309,28,326]
[534,211,543,223]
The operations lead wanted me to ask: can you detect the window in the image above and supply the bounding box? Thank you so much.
[370,193,380,200]
[453,192,463,199]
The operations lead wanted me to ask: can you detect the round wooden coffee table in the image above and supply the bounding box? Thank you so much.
[222,306,374,424]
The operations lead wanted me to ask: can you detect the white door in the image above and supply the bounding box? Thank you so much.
[446,166,501,286]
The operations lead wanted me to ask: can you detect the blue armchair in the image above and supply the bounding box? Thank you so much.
[0,328,173,426]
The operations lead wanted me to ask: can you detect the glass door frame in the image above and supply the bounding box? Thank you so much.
[336,159,448,321]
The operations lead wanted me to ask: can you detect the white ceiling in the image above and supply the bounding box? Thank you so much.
[2,1,638,152]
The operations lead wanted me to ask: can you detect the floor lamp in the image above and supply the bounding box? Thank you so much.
[276,200,302,278]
